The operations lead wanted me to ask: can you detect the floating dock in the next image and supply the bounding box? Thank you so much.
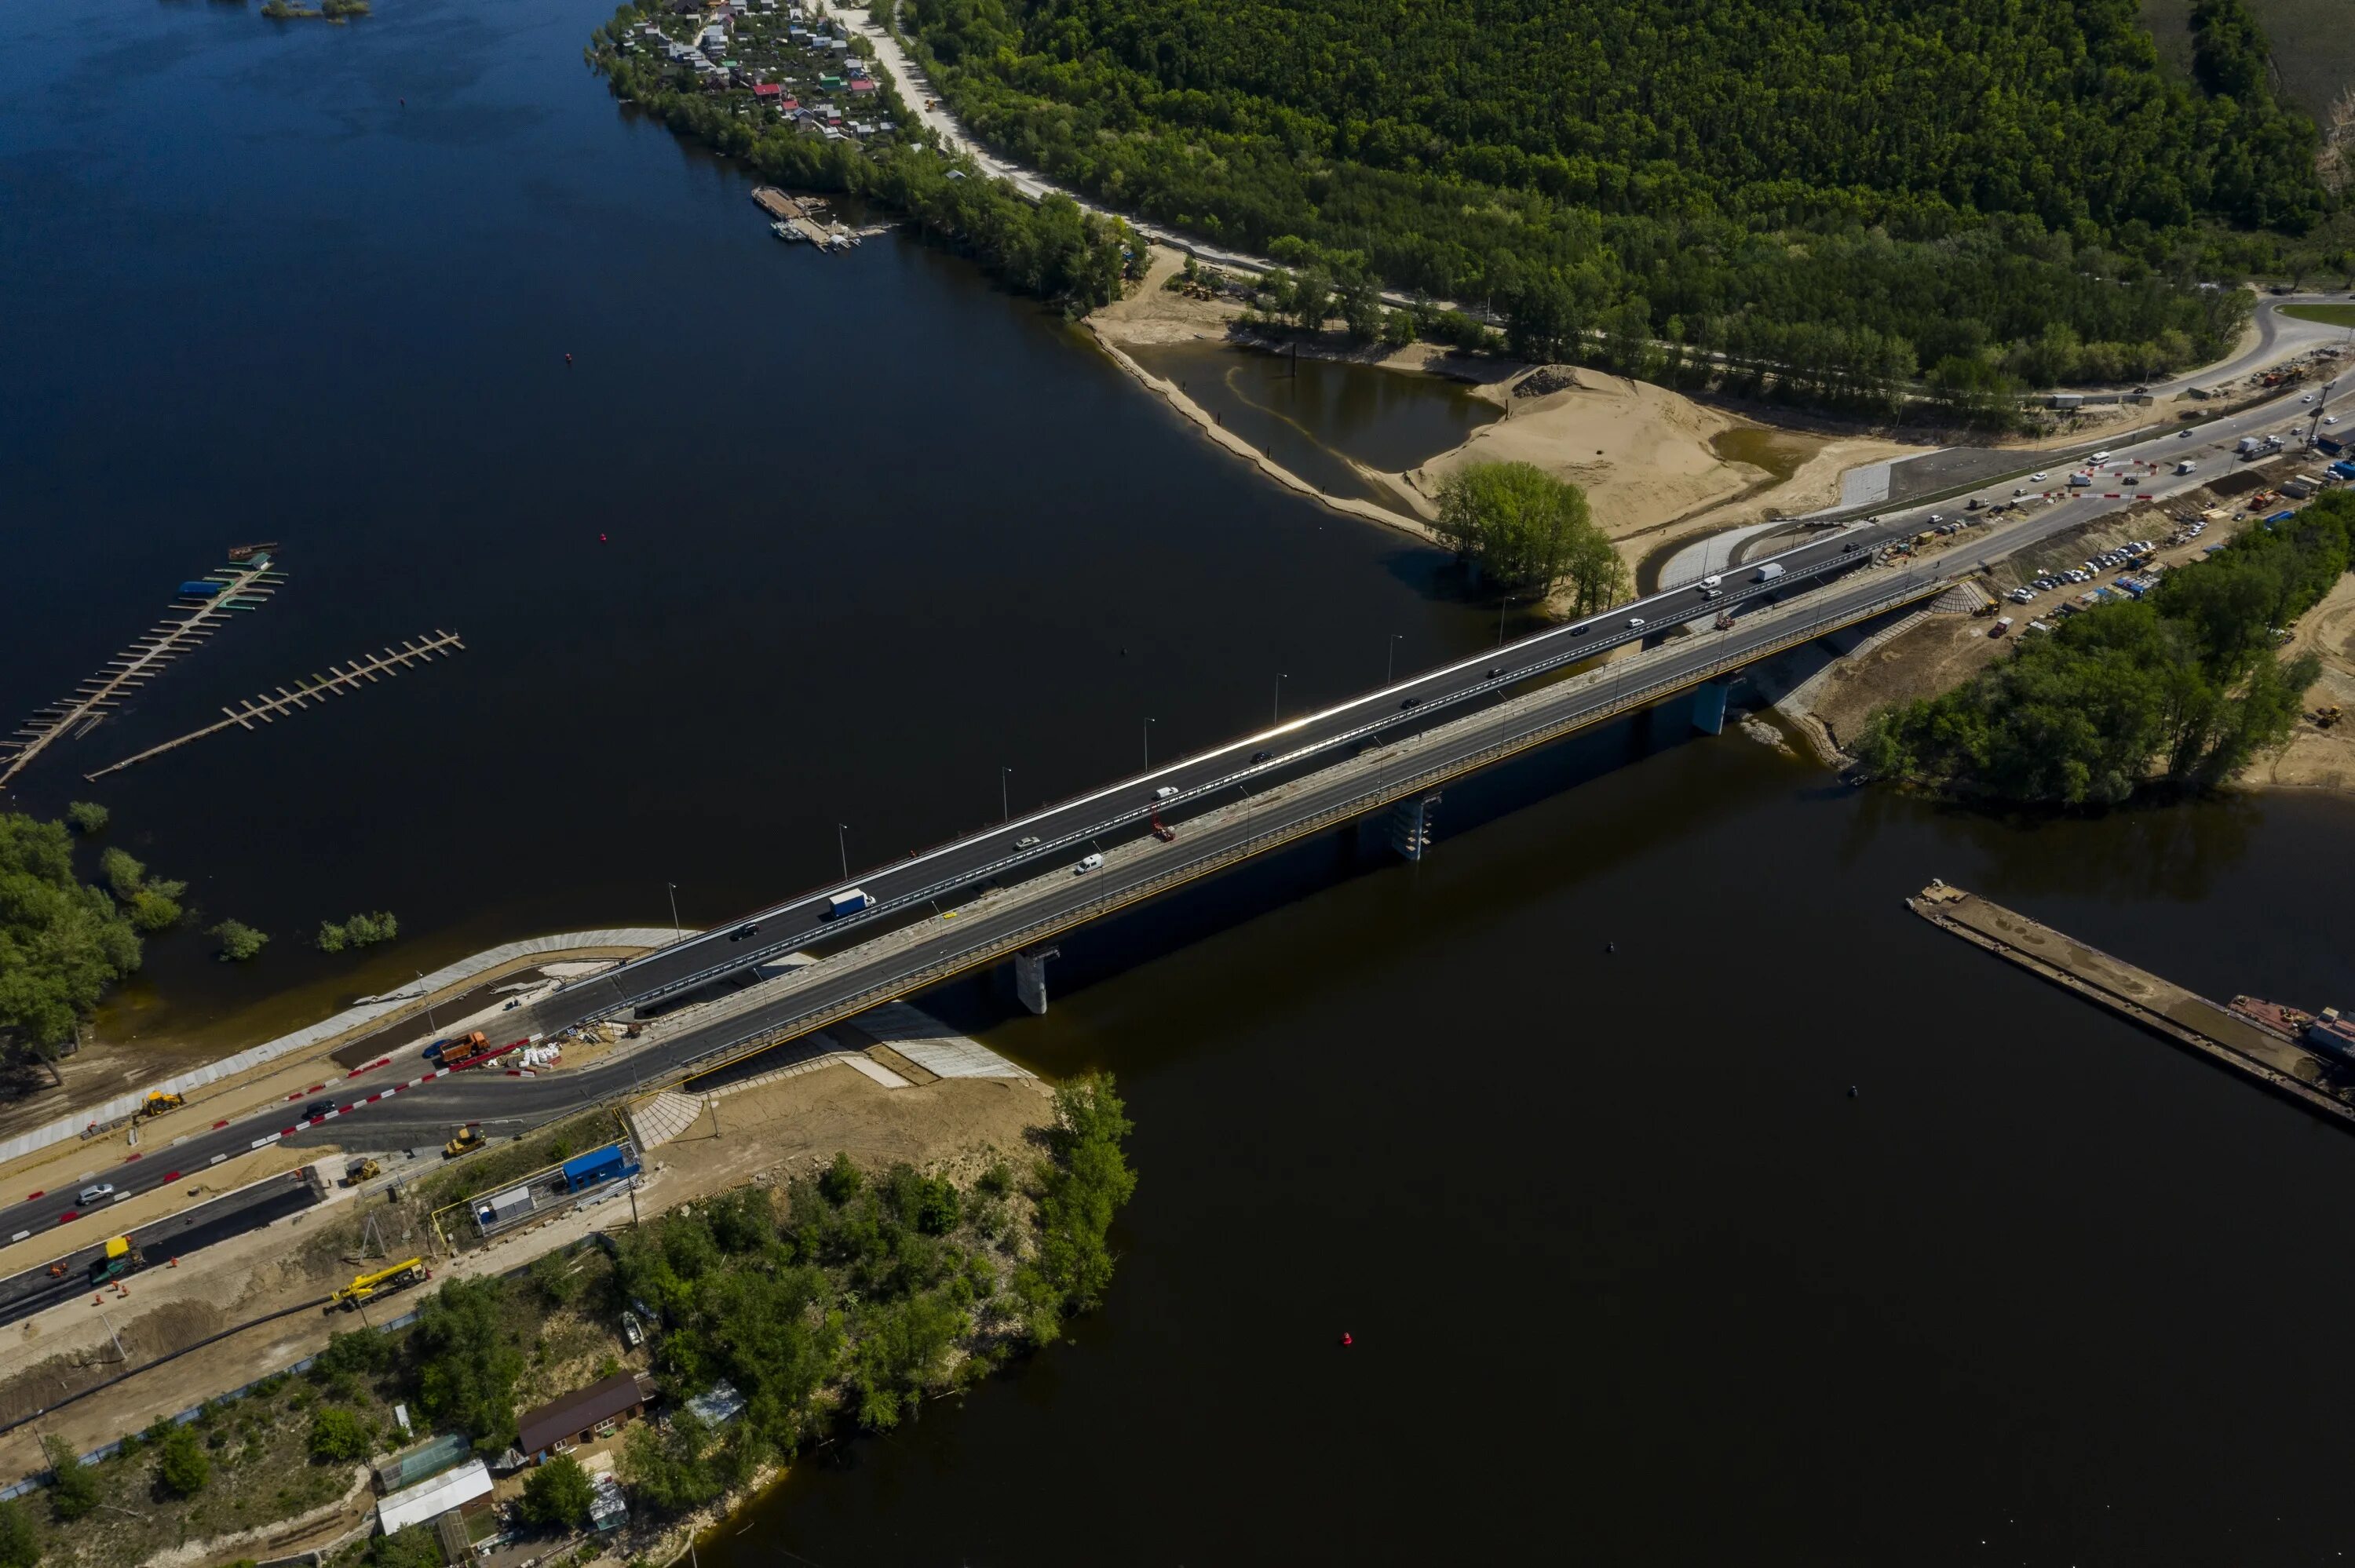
[0,556,286,791]
[1909,881,2355,1131]
[752,184,844,249]
[82,630,466,780]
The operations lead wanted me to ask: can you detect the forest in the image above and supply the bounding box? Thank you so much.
[902,0,2341,403]
[1855,492,2353,804]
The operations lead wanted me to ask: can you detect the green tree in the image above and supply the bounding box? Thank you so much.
[0,815,144,1083]
[364,1526,443,1568]
[819,1151,864,1205]
[309,1407,373,1463]
[63,803,108,837]
[1017,1073,1137,1335]
[410,1276,527,1451]
[209,920,268,961]
[0,1498,37,1568]
[97,848,144,902]
[42,1435,96,1522]
[520,1454,595,1530]
[1430,461,1607,594]
[155,1424,209,1497]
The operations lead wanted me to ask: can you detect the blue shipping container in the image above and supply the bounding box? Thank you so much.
[561,1143,637,1193]
[177,581,221,597]
[2268,510,2296,523]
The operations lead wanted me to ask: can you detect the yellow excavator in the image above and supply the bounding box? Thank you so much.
[325,1257,430,1313]
[137,1092,185,1119]
[442,1125,483,1159]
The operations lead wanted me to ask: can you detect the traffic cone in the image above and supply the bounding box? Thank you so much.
[168,1257,178,1268]
[90,1296,101,1306]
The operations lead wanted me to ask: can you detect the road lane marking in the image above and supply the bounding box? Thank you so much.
[209,1154,225,1165]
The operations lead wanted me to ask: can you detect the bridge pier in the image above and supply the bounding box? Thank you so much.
[1388,792,1440,860]
[1013,946,1061,1016]
[1691,679,1731,735]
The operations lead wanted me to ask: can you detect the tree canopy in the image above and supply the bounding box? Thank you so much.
[1858,491,2354,803]
[905,0,2332,407]
[0,815,144,1083]
[1429,461,1625,610]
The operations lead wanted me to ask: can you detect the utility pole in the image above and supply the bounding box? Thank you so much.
[708,1096,721,1140]
[1000,765,1012,822]
[666,884,681,943]
[1272,673,1287,725]
[837,823,851,881]
[1142,717,1156,771]
[416,973,436,1034]
[1386,633,1402,684]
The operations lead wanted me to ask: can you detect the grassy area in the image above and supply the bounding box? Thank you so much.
[26,1367,400,1568]
[411,1107,629,1225]
[2284,303,2355,326]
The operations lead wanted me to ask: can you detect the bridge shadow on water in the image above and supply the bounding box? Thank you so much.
[911,684,1791,1041]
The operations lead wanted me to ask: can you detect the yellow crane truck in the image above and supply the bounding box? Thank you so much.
[325,1258,430,1313]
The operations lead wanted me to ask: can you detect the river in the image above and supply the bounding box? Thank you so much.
[9,2,2355,1564]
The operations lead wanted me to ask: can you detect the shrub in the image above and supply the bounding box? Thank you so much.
[64,802,108,836]
[520,1454,595,1530]
[43,1435,97,1521]
[309,1407,373,1463]
[155,1424,210,1497]
[0,1499,37,1568]
[314,1329,391,1377]
[818,1151,863,1205]
[210,920,268,961]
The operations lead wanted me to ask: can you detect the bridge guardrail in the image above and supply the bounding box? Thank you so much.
[641,573,1944,1088]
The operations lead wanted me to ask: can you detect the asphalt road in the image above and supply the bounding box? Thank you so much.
[0,1170,320,1326]
[0,380,2335,1250]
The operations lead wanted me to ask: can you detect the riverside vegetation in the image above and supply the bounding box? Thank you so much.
[900,0,2342,421]
[1430,462,1627,612]
[0,811,182,1085]
[589,4,1145,310]
[1857,490,2355,804]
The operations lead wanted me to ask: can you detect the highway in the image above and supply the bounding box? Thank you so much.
[0,378,2334,1249]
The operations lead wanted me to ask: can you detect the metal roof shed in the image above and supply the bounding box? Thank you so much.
[561,1144,634,1193]
[378,1457,491,1535]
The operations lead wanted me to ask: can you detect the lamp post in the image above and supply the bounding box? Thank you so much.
[1272,673,1287,725]
[416,972,436,1033]
[1000,765,1012,822]
[1386,633,1403,684]
[837,823,850,882]
[1142,717,1156,771]
[665,884,680,943]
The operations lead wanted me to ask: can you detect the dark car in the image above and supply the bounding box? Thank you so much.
[1486,665,1503,678]
[301,1099,335,1121]
[1400,695,1422,710]
[1248,750,1272,764]
[729,923,761,942]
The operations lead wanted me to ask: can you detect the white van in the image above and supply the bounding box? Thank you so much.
[1074,853,1104,875]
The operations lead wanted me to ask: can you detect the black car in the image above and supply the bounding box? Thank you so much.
[1249,749,1272,764]
[1400,695,1422,710]
[1486,665,1503,678]
[301,1099,335,1121]
[729,923,761,942]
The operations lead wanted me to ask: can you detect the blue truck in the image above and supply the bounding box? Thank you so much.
[821,888,874,920]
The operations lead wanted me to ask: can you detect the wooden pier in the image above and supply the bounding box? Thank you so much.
[0,559,287,792]
[83,632,466,780]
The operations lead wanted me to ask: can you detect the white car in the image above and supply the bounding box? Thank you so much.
[2091,450,2112,462]
[2328,415,2340,426]
[2030,472,2049,483]
[1152,786,1178,800]
[78,1183,115,1206]
[1627,616,1646,629]
[2302,394,2315,403]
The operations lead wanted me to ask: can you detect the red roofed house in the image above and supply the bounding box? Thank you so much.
[752,82,782,99]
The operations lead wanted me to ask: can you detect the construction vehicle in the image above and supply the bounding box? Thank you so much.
[2317,705,2344,730]
[325,1257,430,1313]
[91,1237,142,1285]
[138,1091,185,1118]
[444,1125,484,1158]
[342,1157,381,1187]
[424,1030,487,1063]
[1148,813,1175,843]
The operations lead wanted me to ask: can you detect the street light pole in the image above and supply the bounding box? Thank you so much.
[665,884,680,943]
[838,823,851,881]
[1000,766,1012,823]
[416,973,436,1034]
[1272,673,1287,725]
[1142,717,1156,771]
[1386,633,1402,684]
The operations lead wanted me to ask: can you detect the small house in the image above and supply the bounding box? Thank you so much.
[517,1372,657,1464]
[752,82,783,100]
[378,1458,491,1536]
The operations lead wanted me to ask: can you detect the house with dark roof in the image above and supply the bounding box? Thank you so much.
[517,1371,656,1463]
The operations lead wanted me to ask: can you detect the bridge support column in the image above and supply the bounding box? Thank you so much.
[1013,946,1061,1016]
[1388,792,1440,861]
[1691,680,1731,735]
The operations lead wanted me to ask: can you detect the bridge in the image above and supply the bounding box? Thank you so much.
[0,379,2324,1242]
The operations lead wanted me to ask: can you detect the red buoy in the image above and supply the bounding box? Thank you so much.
[1339,1331,1353,1347]
[564,352,574,365]
[599,533,608,543]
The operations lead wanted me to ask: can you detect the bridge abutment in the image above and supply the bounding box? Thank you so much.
[1013,945,1061,1015]
[1388,792,1441,860]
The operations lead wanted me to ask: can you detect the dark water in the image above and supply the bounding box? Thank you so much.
[13,5,2355,1566]
[1127,340,1497,505]
[0,0,1484,1045]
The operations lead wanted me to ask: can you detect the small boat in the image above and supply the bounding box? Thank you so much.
[771,220,803,242]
